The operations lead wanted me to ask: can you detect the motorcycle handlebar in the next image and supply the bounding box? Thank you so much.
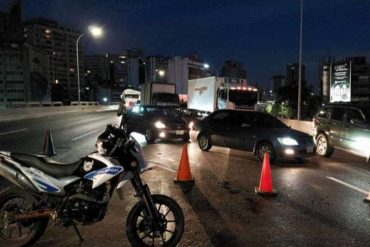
[106,124,127,138]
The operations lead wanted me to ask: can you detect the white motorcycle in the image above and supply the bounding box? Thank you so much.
[0,125,184,246]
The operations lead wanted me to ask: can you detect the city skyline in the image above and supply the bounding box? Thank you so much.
[1,0,370,90]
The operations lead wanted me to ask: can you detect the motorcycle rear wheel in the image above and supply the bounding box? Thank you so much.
[0,187,49,247]
[126,194,184,247]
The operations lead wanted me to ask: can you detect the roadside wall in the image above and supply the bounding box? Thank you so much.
[0,105,118,122]
[280,119,313,136]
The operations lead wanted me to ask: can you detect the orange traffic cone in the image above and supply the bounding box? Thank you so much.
[363,189,370,203]
[174,144,194,184]
[255,152,277,196]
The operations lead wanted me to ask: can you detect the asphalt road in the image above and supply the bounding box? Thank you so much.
[1,111,370,246]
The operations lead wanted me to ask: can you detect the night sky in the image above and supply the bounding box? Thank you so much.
[1,0,370,90]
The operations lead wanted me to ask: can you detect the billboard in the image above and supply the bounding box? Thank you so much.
[330,61,351,102]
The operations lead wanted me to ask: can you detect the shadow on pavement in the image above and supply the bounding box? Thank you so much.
[273,158,320,168]
[179,184,244,247]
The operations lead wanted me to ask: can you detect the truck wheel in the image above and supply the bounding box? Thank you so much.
[198,133,212,151]
[316,133,334,157]
[145,129,155,143]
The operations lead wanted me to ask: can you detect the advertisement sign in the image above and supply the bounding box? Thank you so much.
[330,61,351,102]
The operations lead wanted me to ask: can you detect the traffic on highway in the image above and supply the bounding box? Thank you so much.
[1,110,370,246]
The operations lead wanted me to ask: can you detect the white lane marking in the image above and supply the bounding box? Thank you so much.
[72,129,100,141]
[0,128,28,136]
[327,176,368,195]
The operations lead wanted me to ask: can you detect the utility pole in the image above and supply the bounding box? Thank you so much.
[297,0,303,120]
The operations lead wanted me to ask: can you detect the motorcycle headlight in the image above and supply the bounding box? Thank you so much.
[278,137,299,146]
[154,121,166,129]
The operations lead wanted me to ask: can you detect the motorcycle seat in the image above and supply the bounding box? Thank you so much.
[10,153,83,178]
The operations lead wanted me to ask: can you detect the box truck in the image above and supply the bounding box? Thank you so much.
[187,77,258,113]
[140,82,180,106]
[121,88,141,109]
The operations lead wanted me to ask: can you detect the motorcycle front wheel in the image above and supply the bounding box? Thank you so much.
[126,194,184,247]
[0,186,49,247]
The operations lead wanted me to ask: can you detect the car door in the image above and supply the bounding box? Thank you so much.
[208,111,231,147]
[328,106,346,148]
[226,111,254,151]
[342,107,370,157]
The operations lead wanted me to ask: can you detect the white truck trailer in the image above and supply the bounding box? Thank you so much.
[140,82,180,106]
[187,77,258,113]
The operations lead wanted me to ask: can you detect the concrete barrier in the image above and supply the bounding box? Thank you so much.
[0,105,119,122]
[280,118,313,136]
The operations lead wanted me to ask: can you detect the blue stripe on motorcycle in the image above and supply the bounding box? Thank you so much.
[84,166,123,180]
[34,178,60,193]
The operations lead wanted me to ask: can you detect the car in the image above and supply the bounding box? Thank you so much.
[194,109,316,162]
[313,103,370,161]
[123,105,190,143]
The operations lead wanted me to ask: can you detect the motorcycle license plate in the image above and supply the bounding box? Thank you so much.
[176,130,184,135]
[307,146,314,153]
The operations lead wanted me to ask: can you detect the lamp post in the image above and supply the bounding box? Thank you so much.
[297,0,303,120]
[76,25,103,105]
[204,63,218,77]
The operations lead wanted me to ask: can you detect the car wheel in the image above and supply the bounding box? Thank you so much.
[198,133,212,151]
[145,129,155,143]
[316,133,334,157]
[257,142,276,163]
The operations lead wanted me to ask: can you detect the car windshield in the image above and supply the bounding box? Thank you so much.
[248,112,287,128]
[147,107,181,118]
[228,90,258,106]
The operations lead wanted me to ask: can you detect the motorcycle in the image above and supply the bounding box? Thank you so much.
[0,125,184,246]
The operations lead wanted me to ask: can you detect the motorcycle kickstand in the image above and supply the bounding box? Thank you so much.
[72,224,84,242]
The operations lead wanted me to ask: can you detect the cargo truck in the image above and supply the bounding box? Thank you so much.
[140,82,180,106]
[121,88,141,109]
[187,77,258,113]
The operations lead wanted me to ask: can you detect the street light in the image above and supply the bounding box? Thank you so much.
[76,25,103,104]
[203,63,218,77]
[297,0,303,120]
[158,70,165,77]
[154,69,166,81]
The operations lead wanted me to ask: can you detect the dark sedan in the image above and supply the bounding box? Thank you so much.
[123,105,190,143]
[195,110,316,162]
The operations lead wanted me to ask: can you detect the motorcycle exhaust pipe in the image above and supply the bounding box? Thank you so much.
[13,209,56,221]
[0,157,38,193]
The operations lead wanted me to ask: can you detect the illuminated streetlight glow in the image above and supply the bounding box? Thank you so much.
[158,70,165,77]
[88,25,103,38]
[203,63,218,77]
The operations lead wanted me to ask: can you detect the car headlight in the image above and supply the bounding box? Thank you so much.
[278,137,299,146]
[154,121,166,129]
